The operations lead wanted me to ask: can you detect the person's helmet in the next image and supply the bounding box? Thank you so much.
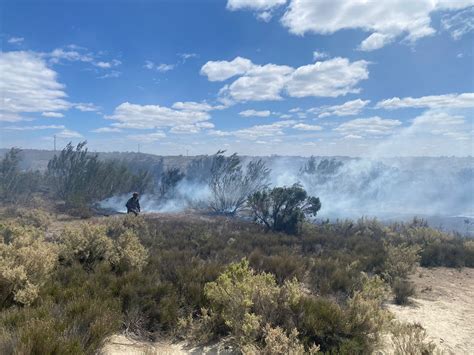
[133,192,139,197]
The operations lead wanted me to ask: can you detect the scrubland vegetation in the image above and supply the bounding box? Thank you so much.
[1,145,473,353]
[1,206,473,354]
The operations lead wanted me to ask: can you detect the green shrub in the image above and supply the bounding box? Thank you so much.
[383,243,420,283]
[248,184,321,234]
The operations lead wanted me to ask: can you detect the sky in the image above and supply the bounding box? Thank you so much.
[1,0,473,156]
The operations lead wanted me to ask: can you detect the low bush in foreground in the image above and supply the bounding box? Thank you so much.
[1,211,467,353]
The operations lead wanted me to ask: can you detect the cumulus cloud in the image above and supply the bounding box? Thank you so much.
[311,99,370,118]
[127,131,166,142]
[239,109,271,117]
[4,124,65,130]
[229,0,474,51]
[285,57,369,98]
[201,56,369,102]
[292,123,323,131]
[144,61,175,72]
[94,59,121,69]
[74,102,101,112]
[57,129,83,138]
[0,51,70,119]
[91,127,122,133]
[107,102,211,130]
[226,0,286,11]
[171,101,223,112]
[200,56,255,81]
[210,120,296,140]
[375,93,474,109]
[42,112,64,118]
[313,51,329,60]
[334,116,402,137]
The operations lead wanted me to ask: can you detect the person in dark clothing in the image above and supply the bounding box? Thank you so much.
[126,192,141,215]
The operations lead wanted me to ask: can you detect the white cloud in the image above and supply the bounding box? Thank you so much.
[293,123,323,131]
[257,11,273,22]
[275,0,474,50]
[107,102,211,130]
[285,57,369,98]
[4,124,65,130]
[200,56,256,81]
[91,127,122,133]
[172,101,219,112]
[279,113,292,119]
[74,102,101,112]
[8,37,24,44]
[359,33,395,51]
[179,53,198,62]
[202,56,369,102]
[442,7,474,40]
[239,109,271,117]
[0,112,25,122]
[144,61,175,72]
[57,129,83,138]
[0,51,70,119]
[313,99,370,118]
[42,111,64,118]
[94,59,121,69]
[376,93,474,109]
[127,131,166,142]
[334,116,402,137]
[227,0,286,11]
[313,51,329,60]
[98,70,121,79]
[209,120,296,140]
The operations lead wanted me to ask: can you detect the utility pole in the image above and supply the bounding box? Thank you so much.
[54,135,56,152]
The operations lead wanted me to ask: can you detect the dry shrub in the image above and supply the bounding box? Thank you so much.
[392,278,415,305]
[390,321,437,355]
[243,324,320,355]
[0,222,58,307]
[56,222,148,271]
[2,207,52,230]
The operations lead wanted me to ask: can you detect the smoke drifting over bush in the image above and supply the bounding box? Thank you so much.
[100,155,473,233]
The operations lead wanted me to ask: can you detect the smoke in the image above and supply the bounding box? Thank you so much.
[99,156,473,233]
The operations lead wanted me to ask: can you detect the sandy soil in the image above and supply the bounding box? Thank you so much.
[100,335,237,355]
[387,267,474,354]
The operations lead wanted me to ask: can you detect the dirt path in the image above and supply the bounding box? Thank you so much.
[387,267,474,354]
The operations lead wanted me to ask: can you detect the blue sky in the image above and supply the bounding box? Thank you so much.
[1,0,473,156]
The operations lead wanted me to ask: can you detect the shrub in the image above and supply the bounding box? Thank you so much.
[390,322,436,355]
[56,222,148,272]
[0,223,58,307]
[383,243,420,283]
[243,324,320,354]
[248,184,321,234]
[392,278,415,305]
[204,259,280,344]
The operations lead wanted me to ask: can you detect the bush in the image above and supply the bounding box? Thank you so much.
[56,222,148,272]
[248,184,321,234]
[383,243,420,283]
[392,278,415,305]
[390,322,436,355]
[0,223,58,308]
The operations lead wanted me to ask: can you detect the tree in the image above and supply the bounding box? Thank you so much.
[47,142,151,207]
[248,184,321,234]
[159,167,185,199]
[209,151,270,215]
[0,148,22,201]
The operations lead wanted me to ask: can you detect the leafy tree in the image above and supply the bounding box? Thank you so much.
[209,151,270,215]
[0,148,22,201]
[248,184,321,234]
